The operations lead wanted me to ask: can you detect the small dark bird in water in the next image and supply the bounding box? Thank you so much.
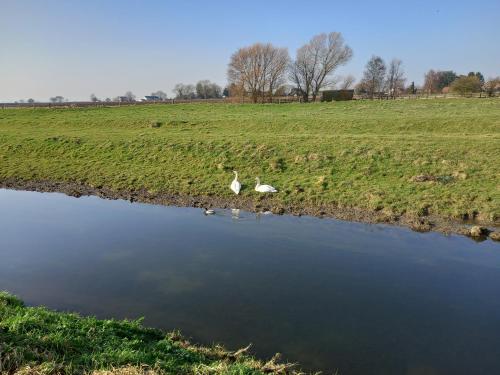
[204,208,215,215]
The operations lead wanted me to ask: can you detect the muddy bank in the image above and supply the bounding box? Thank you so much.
[1,177,498,242]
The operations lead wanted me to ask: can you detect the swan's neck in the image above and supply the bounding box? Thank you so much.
[255,178,260,187]
[233,172,238,181]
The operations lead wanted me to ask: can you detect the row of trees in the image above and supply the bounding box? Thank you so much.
[424,71,486,93]
[355,57,406,99]
[423,70,499,96]
[14,98,37,104]
[355,66,498,98]
[226,31,498,101]
[423,70,460,93]
[17,71,499,105]
[93,83,223,102]
[173,80,222,99]
[227,32,353,103]
[12,34,498,104]
[50,96,65,103]
[88,91,137,102]
[89,91,167,102]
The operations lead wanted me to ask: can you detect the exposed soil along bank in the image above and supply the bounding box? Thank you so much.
[2,178,498,242]
[1,100,498,238]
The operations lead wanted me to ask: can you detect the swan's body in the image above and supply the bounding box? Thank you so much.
[204,208,215,215]
[254,177,277,193]
[230,171,241,195]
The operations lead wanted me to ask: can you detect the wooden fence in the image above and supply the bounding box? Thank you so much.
[354,92,499,100]
[0,96,303,109]
[1,92,497,109]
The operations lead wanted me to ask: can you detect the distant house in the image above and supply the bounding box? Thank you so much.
[118,96,133,102]
[141,95,162,102]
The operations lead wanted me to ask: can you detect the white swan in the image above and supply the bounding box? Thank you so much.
[255,177,277,193]
[230,171,241,195]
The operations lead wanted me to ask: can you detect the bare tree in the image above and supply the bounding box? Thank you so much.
[124,91,135,101]
[27,98,35,103]
[361,56,386,99]
[210,83,222,98]
[183,85,195,99]
[195,80,222,99]
[265,47,289,101]
[386,59,405,98]
[50,96,64,103]
[289,32,352,102]
[173,83,195,99]
[90,93,99,102]
[196,80,210,99]
[225,83,245,98]
[485,77,500,97]
[151,90,168,100]
[228,44,263,102]
[274,84,294,96]
[228,43,289,103]
[289,47,312,102]
[423,70,439,94]
[339,75,356,90]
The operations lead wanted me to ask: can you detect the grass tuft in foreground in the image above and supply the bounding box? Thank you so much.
[0,292,299,374]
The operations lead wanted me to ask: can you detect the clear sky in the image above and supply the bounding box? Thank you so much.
[1,0,499,102]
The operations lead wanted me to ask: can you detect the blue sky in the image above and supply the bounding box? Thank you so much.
[1,0,499,101]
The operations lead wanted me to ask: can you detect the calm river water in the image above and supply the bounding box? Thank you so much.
[0,189,499,374]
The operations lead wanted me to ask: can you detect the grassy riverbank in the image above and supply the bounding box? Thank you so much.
[0,99,499,226]
[0,292,295,374]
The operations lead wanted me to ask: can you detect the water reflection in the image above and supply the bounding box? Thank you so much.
[0,189,499,375]
[231,208,240,219]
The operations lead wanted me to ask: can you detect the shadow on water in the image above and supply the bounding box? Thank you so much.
[1,189,499,375]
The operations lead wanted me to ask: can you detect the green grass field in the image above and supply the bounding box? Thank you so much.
[0,99,499,223]
[0,292,292,374]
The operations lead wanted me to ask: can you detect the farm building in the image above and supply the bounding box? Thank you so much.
[321,89,354,101]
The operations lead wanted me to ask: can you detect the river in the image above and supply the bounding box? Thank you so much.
[1,188,499,374]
